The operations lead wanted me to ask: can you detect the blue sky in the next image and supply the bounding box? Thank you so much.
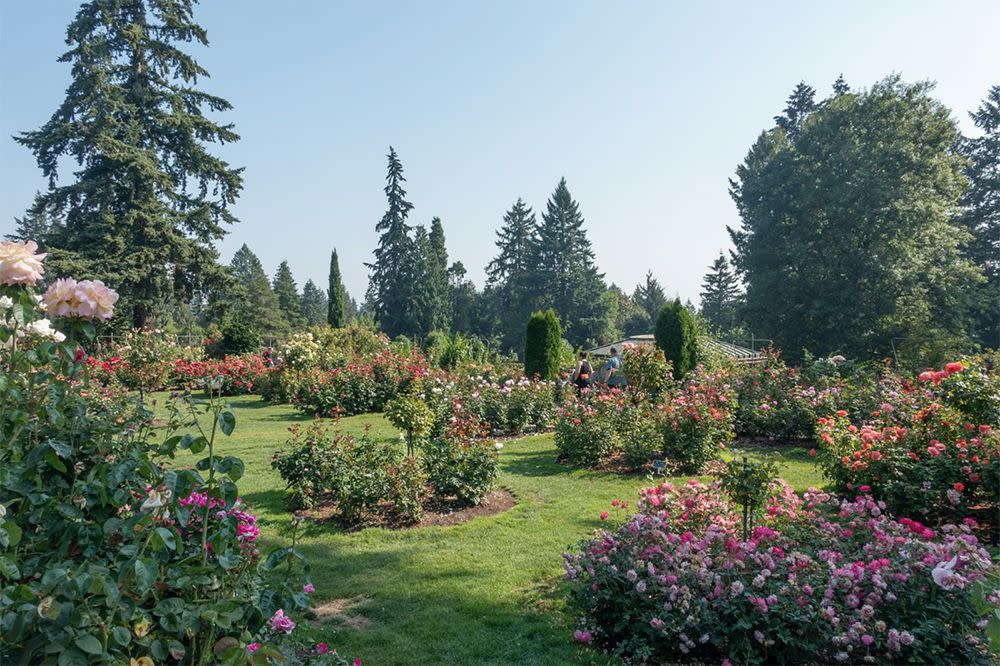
[2,1,998,304]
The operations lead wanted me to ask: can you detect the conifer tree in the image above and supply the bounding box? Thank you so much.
[228,245,285,338]
[529,178,611,346]
[699,253,742,332]
[301,280,328,327]
[366,147,416,337]
[632,271,668,324]
[327,249,346,328]
[655,299,698,379]
[774,81,817,140]
[960,85,1000,348]
[16,0,242,328]
[486,198,537,350]
[272,260,304,329]
[832,74,850,96]
[428,217,451,330]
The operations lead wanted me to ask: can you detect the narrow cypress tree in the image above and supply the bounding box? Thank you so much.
[699,253,742,332]
[301,280,328,327]
[365,147,415,337]
[524,310,562,380]
[327,249,345,328]
[428,217,451,330]
[16,0,242,328]
[655,299,698,379]
[272,260,305,329]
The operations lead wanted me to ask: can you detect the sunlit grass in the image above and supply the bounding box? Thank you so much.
[153,394,826,665]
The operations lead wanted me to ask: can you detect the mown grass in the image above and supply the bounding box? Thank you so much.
[155,394,825,666]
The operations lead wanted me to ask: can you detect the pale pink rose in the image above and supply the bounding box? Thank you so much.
[269,609,295,634]
[72,280,118,321]
[42,278,79,317]
[0,240,46,286]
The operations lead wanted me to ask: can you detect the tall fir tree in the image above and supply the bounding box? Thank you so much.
[486,198,537,351]
[300,279,328,327]
[774,81,817,140]
[327,249,345,328]
[529,178,611,347]
[16,0,242,328]
[632,271,668,324]
[228,244,285,338]
[410,225,435,338]
[365,147,416,337]
[832,74,850,96]
[960,86,1000,348]
[699,253,742,333]
[272,260,304,329]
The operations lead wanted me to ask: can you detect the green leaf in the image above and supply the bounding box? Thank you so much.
[134,559,158,594]
[0,556,20,580]
[153,527,177,551]
[3,522,21,547]
[44,448,67,473]
[74,634,103,655]
[112,626,131,647]
[217,409,236,436]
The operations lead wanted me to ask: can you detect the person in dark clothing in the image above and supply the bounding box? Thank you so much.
[573,352,593,392]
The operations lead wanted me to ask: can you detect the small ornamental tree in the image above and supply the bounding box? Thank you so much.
[655,299,697,378]
[524,309,562,380]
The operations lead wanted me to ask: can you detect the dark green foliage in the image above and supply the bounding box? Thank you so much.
[486,198,538,351]
[524,310,562,380]
[960,86,1000,349]
[420,439,499,507]
[214,312,260,357]
[729,76,981,363]
[448,261,490,337]
[774,81,816,140]
[16,0,242,329]
[228,244,286,337]
[366,147,416,338]
[655,299,697,378]
[608,284,651,337]
[699,253,742,332]
[427,217,451,331]
[831,74,850,96]
[528,179,612,347]
[300,279,328,327]
[272,260,304,329]
[632,271,667,324]
[327,249,346,328]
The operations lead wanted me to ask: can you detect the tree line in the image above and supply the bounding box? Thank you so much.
[8,0,998,364]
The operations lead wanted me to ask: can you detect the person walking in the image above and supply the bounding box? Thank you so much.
[573,351,593,392]
[604,347,626,388]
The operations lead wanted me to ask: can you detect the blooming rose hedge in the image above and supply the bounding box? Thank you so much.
[565,480,1000,665]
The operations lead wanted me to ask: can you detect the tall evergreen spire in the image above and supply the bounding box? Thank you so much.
[328,248,345,328]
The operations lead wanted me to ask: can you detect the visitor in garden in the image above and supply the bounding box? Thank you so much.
[573,351,593,392]
[603,347,626,387]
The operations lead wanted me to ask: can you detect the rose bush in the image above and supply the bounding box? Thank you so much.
[565,480,999,665]
[658,372,735,472]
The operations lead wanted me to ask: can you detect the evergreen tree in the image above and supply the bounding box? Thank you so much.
[6,194,63,250]
[228,244,285,338]
[632,271,668,323]
[486,198,537,350]
[774,81,817,140]
[428,217,451,330]
[448,261,483,335]
[524,310,562,380]
[272,260,304,329]
[16,0,242,328]
[832,74,850,96]
[608,284,650,337]
[730,76,980,363]
[366,147,416,337]
[655,299,698,379]
[960,86,1000,348]
[699,253,742,332]
[327,249,345,328]
[300,280,328,327]
[410,225,436,338]
[529,178,612,347]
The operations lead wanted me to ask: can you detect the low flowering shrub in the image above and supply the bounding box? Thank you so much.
[554,398,622,466]
[565,481,999,665]
[279,331,321,370]
[290,352,429,417]
[815,362,999,526]
[658,372,735,472]
[172,353,270,395]
[421,438,500,506]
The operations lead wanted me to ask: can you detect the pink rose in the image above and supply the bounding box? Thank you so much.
[269,609,296,634]
[315,642,329,654]
[303,583,315,593]
[72,280,119,320]
[0,240,45,286]
[247,643,261,653]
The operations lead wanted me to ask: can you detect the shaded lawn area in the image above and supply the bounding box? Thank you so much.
[156,394,825,666]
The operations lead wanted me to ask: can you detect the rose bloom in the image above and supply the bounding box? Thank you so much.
[0,240,46,286]
[73,280,119,320]
[269,608,296,634]
[41,278,79,317]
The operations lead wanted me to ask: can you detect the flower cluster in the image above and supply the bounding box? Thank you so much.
[0,239,46,286]
[565,481,998,664]
[42,277,119,321]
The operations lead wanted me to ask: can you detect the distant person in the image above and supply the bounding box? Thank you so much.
[573,352,593,392]
[604,347,626,388]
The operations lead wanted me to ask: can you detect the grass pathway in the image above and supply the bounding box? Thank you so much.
[161,395,823,665]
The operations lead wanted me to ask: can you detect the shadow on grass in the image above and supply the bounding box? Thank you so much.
[243,488,292,522]
[501,448,566,478]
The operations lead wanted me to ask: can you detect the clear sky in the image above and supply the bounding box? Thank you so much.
[2,1,998,305]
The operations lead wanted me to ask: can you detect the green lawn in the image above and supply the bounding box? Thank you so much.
[157,394,825,666]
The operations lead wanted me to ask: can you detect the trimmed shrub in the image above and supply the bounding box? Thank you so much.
[213,313,260,357]
[524,309,562,380]
[421,439,500,506]
[654,298,697,379]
